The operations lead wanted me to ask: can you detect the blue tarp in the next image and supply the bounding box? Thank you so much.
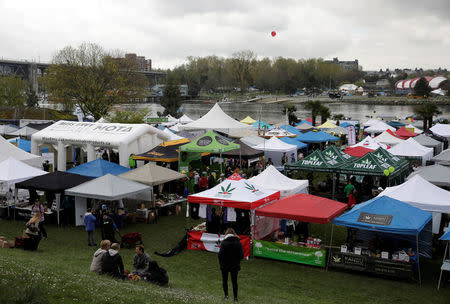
[339,122,352,128]
[333,196,432,235]
[296,131,339,143]
[440,229,450,241]
[279,137,307,149]
[9,138,48,153]
[295,120,312,126]
[252,120,273,130]
[67,159,131,178]
[280,125,303,137]
[387,121,405,128]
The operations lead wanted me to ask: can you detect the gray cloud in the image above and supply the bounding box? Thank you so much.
[0,0,448,70]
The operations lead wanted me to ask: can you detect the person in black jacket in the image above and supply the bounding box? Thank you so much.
[101,243,125,279]
[218,228,244,301]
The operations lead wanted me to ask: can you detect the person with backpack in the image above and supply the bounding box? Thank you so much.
[218,228,244,302]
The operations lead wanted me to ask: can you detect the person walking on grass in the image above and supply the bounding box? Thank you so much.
[84,208,97,246]
[218,228,244,302]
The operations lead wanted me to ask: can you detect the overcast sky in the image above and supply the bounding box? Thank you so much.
[1,0,449,70]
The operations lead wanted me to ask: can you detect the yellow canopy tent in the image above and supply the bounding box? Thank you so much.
[240,116,257,124]
[317,120,338,129]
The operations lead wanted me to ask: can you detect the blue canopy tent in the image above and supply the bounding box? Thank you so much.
[9,138,49,153]
[280,125,303,137]
[339,122,352,128]
[332,196,432,283]
[296,131,339,143]
[387,121,405,129]
[438,229,450,289]
[67,159,131,178]
[252,120,273,130]
[295,120,312,126]
[279,137,307,149]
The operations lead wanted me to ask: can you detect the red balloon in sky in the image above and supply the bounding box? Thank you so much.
[271,31,276,37]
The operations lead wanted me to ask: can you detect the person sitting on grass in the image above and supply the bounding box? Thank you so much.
[132,245,150,276]
[101,243,126,279]
[90,239,111,274]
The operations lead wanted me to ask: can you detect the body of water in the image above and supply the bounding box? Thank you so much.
[125,101,450,125]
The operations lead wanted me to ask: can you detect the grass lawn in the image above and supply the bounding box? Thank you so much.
[0,211,449,304]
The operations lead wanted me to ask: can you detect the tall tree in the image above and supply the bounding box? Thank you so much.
[414,103,442,130]
[319,105,331,124]
[0,76,27,118]
[107,108,147,123]
[42,42,147,120]
[413,77,431,97]
[282,105,299,126]
[304,100,323,126]
[230,50,256,93]
[161,73,181,117]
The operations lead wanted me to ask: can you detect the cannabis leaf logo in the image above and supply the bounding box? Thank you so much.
[310,156,319,161]
[219,183,235,195]
[361,159,371,165]
[244,182,259,193]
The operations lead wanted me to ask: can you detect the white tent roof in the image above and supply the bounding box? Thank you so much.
[32,120,169,147]
[179,114,194,124]
[378,175,450,213]
[9,126,39,137]
[264,127,296,138]
[339,84,358,91]
[365,121,395,134]
[408,164,450,187]
[253,136,298,152]
[162,128,185,141]
[414,134,441,148]
[351,136,387,150]
[249,165,308,197]
[388,138,433,165]
[119,162,186,186]
[374,130,404,146]
[65,173,151,200]
[0,135,43,168]
[430,123,450,138]
[405,124,423,134]
[166,114,178,122]
[432,148,450,166]
[431,88,446,96]
[180,103,251,132]
[0,157,47,185]
[363,119,381,127]
[169,123,182,132]
[240,135,265,147]
[0,124,20,135]
[227,128,258,139]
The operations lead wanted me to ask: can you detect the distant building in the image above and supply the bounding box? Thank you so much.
[325,57,359,70]
[124,53,152,71]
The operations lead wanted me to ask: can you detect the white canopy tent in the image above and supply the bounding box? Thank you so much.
[430,123,450,139]
[405,124,423,134]
[378,175,450,233]
[0,135,43,168]
[374,130,404,146]
[253,137,297,168]
[363,119,381,127]
[414,134,443,154]
[263,127,296,138]
[249,165,308,197]
[351,136,387,150]
[0,124,20,135]
[180,103,251,132]
[0,157,47,185]
[31,121,169,171]
[408,164,450,188]
[162,128,185,141]
[432,148,450,166]
[119,162,186,186]
[388,138,433,165]
[178,114,194,124]
[9,126,39,137]
[65,174,151,226]
[169,123,182,132]
[240,135,265,147]
[365,121,395,134]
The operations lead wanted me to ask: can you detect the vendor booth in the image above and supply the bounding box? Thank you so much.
[187,174,280,258]
[432,148,450,166]
[388,139,433,166]
[331,196,432,281]
[14,171,93,224]
[295,131,339,144]
[414,134,443,155]
[253,137,297,168]
[0,135,43,168]
[378,175,450,234]
[407,164,450,188]
[31,120,169,170]
[254,193,346,267]
[65,174,151,226]
[67,159,130,178]
[249,165,308,197]
[133,138,191,164]
[438,229,450,290]
[374,130,404,146]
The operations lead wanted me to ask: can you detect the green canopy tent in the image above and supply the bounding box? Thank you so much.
[322,145,354,164]
[179,130,240,173]
[371,147,410,184]
[285,150,337,173]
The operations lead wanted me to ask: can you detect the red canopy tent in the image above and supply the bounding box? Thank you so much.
[343,146,374,158]
[387,129,407,140]
[395,127,418,138]
[255,193,347,224]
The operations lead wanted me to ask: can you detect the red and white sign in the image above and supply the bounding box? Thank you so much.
[188,230,251,258]
[346,125,356,146]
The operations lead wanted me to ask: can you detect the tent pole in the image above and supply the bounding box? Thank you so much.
[326,224,334,271]
[250,209,255,259]
[220,152,222,175]
[13,188,18,220]
[416,233,421,286]
[438,243,448,289]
